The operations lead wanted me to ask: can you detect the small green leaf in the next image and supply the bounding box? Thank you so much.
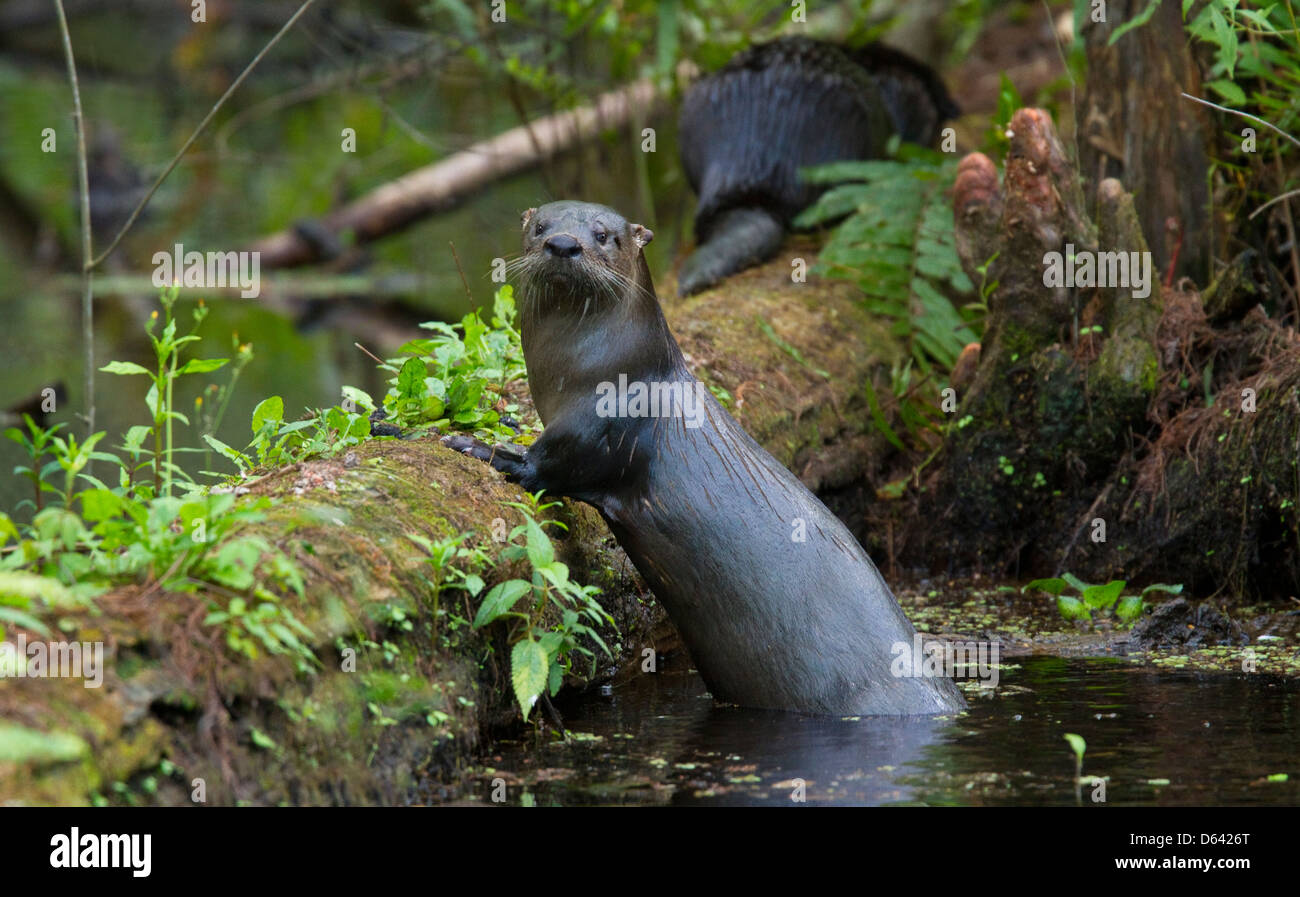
[0,571,77,614]
[1107,0,1162,45]
[0,723,89,764]
[202,434,251,471]
[249,728,277,751]
[472,579,532,629]
[1061,572,1091,593]
[99,361,152,376]
[1205,79,1247,107]
[1063,733,1086,761]
[1115,595,1144,623]
[1082,580,1125,610]
[251,396,285,435]
[123,425,153,452]
[1023,577,1068,596]
[340,386,376,414]
[865,379,905,451]
[396,358,429,400]
[511,639,549,721]
[0,606,52,637]
[535,561,570,591]
[1140,582,1184,597]
[79,489,122,522]
[1057,595,1091,621]
[524,517,554,569]
[176,358,229,375]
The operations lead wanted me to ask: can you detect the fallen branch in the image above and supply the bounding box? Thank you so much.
[244,79,664,269]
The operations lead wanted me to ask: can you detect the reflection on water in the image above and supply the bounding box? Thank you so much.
[469,656,1300,806]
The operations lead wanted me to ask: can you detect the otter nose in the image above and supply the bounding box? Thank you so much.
[544,234,582,258]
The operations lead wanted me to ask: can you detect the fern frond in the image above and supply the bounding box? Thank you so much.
[796,152,978,374]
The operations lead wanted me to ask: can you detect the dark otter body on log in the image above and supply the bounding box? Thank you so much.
[446,200,964,716]
[677,37,959,296]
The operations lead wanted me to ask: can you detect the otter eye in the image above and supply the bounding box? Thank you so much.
[535,222,544,235]
[594,230,607,245]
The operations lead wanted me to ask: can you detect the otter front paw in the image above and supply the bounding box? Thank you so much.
[440,433,496,462]
[440,434,529,479]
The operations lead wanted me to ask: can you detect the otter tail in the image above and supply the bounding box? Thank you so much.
[677,207,785,297]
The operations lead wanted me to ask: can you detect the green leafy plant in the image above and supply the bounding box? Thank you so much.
[408,528,494,643]
[99,284,229,498]
[1116,2,1299,273]
[0,286,315,670]
[201,287,526,475]
[374,285,526,440]
[204,397,370,475]
[1023,574,1183,624]
[4,415,66,513]
[470,492,614,721]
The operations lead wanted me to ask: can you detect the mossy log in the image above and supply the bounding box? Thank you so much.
[0,247,901,806]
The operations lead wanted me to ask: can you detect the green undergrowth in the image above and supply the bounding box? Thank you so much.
[466,492,614,721]
[2,286,315,668]
[369,283,528,440]
[1022,574,1184,625]
[1,282,612,713]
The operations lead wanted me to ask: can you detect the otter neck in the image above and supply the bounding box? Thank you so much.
[519,256,686,427]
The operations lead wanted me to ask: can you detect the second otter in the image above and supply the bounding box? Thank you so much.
[446,200,964,717]
[677,38,959,296]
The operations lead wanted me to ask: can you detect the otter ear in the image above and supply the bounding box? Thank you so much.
[631,224,654,248]
[521,207,537,232]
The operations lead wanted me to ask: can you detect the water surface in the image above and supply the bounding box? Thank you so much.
[471,656,1299,806]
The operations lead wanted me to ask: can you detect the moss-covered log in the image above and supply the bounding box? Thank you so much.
[0,247,901,806]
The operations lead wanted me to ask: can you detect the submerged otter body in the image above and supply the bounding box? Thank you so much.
[677,37,959,296]
[446,200,964,717]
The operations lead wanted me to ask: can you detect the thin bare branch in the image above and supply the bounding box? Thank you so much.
[1179,91,1300,151]
[1248,187,1300,220]
[53,0,94,440]
[89,0,320,268]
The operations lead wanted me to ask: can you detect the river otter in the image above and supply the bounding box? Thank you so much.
[677,37,959,296]
[444,200,965,717]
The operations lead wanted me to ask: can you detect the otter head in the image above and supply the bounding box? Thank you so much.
[517,201,654,309]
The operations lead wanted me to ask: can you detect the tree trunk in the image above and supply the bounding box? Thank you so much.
[1078,0,1217,283]
[915,107,1300,599]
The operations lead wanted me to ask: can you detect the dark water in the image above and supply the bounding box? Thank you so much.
[471,656,1300,806]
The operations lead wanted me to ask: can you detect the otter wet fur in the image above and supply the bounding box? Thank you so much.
[677,37,959,296]
[443,200,965,717]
